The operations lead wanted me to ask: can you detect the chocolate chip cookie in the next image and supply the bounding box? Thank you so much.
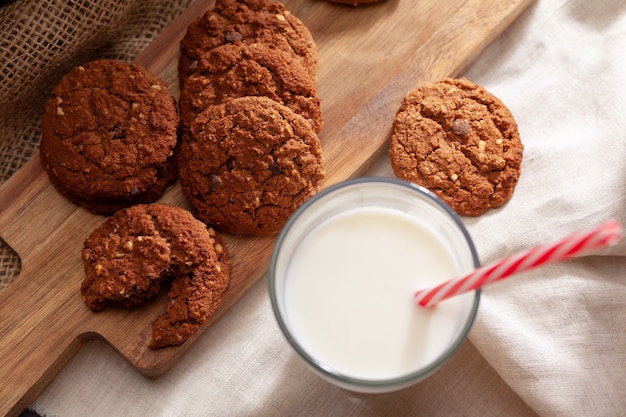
[179,0,317,84]
[178,42,323,132]
[178,96,325,235]
[390,77,523,216]
[40,59,180,214]
[81,203,230,348]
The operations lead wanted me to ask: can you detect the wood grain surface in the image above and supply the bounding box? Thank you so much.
[0,0,534,415]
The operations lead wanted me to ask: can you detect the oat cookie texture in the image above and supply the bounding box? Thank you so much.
[40,59,180,214]
[81,203,231,349]
[178,96,325,235]
[178,42,322,132]
[179,0,317,84]
[390,77,523,216]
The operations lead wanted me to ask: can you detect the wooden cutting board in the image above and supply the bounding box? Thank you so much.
[0,0,534,415]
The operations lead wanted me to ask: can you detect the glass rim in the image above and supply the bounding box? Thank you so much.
[269,176,481,389]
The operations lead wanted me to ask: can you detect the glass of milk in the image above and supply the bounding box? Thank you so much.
[269,177,480,393]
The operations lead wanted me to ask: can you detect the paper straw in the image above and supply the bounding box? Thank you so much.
[414,220,623,307]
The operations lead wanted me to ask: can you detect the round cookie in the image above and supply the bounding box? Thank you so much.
[81,203,230,348]
[178,96,325,235]
[178,42,323,132]
[41,59,180,215]
[390,77,523,216]
[179,0,317,84]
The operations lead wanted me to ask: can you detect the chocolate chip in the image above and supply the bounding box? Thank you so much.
[111,125,126,140]
[269,161,282,175]
[209,175,223,190]
[452,119,470,136]
[224,31,242,43]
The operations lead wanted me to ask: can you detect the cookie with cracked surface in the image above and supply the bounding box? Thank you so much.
[179,42,323,132]
[390,77,523,216]
[149,227,230,349]
[179,0,317,84]
[178,96,325,235]
[41,59,180,215]
[81,203,230,349]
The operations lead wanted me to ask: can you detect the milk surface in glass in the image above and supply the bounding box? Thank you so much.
[284,205,472,381]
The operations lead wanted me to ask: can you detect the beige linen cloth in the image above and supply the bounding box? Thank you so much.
[1,0,625,416]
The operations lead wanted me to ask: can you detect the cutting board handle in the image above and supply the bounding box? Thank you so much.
[0,156,97,417]
[0,266,90,417]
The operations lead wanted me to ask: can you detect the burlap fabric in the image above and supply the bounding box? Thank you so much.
[0,0,194,292]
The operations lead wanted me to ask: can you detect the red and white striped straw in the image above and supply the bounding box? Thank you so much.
[414,220,623,307]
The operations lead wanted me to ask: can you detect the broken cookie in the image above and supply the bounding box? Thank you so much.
[81,203,230,348]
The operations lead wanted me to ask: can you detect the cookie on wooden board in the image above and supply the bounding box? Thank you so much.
[40,59,180,215]
[178,42,323,132]
[150,226,230,349]
[179,0,317,84]
[80,203,230,349]
[178,96,325,235]
[390,77,523,216]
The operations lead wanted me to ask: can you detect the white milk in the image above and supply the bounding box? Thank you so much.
[284,206,473,381]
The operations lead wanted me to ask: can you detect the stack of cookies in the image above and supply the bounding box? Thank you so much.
[40,59,180,215]
[40,58,235,348]
[177,0,325,236]
[40,0,326,348]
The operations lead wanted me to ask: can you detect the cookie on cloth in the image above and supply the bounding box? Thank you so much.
[81,203,230,349]
[179,0,317,84]
[40,59,180,215]
[389,77,523,216]
[178,96,325,235]
[178,42,323,132]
